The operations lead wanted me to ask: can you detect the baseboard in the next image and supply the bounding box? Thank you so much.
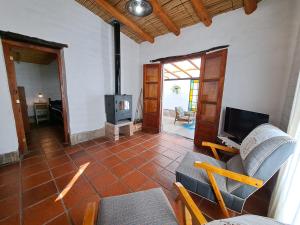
[70,124,142,145]
[70,127,105,145]
[0,151,19,166]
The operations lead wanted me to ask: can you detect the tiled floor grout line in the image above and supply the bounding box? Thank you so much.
[86,138,181,193]
[42,150,74,225]
[63,148,104,199]
[2,128,271,224]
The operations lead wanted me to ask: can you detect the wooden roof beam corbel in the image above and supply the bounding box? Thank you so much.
[95,0,154,43]
[190,0,212,27]
[244,0,257,15]
[149,0,180,36]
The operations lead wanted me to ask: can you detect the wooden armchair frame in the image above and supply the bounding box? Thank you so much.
[174,182,208,225]
[194,161,263,218]
[202,141,239,160]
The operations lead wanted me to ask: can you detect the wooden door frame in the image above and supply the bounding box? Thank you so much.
[1,39,70,154]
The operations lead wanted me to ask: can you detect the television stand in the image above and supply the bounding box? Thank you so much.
[217,136,241,149]
[227,136,241,144]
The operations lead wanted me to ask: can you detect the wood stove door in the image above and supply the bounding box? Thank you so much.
[142,64,162,133]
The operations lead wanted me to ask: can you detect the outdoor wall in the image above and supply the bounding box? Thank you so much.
[163,80,190,112]
[15,61,61,117]
[140,0,296,133]
[0,0,140,154]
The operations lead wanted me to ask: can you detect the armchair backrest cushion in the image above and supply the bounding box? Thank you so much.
[242,136,295,176]
[240,124,289,160]
[226,125,296,199]
[228,141,296,199]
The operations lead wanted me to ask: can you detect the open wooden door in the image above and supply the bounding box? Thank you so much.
[194,49,228,147]
[142,64,162,133]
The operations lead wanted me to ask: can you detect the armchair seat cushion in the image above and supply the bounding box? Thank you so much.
[176,152,245,212]
[207,215,285,225]
[98,188,178,225]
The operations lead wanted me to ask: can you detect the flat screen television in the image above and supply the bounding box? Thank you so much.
[224,107,269,144]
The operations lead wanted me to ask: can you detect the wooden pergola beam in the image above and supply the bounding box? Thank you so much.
[171,63,192,78]
[244,0,257,15]
[190,0,212,27]
[188,59,200,70]
[94,0,154,43]
[164,68,180,78]
[149,0,180,36]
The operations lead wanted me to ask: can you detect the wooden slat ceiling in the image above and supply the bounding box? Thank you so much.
[76,0,262,43]
[164,58,201,79]
[10,47,56,65]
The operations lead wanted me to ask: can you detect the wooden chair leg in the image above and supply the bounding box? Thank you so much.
[206,171,230,218]
[184,206,192,225]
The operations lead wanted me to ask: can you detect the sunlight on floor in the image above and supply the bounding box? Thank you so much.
[162,116,195,139]
[55,162,90,201]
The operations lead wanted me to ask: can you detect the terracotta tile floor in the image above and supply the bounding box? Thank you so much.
[0,125,272,225]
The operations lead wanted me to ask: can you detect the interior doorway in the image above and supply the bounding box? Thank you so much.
[161,58,201,139]
[2,38,69,154]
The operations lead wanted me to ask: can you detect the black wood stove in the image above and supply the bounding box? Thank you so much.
[105,20,132,124]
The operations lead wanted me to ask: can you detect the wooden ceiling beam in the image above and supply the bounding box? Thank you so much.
[94,0,154,43]
[190,0,212,27]
[188,59,200,70]
[244,0,257,15]
[171,63,192,78]
[149,0,180,36]
[164,68,180,78]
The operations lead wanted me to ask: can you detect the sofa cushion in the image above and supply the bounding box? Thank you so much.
[98,188,178,225]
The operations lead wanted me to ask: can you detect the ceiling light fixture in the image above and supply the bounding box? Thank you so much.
[126,0,153,17]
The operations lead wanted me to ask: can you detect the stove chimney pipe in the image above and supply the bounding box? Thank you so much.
[112,20,121,95]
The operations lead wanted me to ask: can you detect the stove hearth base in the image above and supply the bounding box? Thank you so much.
[105,121,133,141]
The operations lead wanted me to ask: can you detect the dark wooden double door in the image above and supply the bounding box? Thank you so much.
[142,49,228,147]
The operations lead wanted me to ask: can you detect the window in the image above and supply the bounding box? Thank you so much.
[188,80,199,111]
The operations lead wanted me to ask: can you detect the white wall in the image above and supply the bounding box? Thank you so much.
[280,0,300,130]
[163,80,190,111]
[0,42,18,154]
[40,61,61,102]
[15,61,61,117]
[140,0,296,132]
[0,0,140,154]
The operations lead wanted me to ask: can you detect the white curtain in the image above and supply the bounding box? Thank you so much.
[268,74,300,224]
